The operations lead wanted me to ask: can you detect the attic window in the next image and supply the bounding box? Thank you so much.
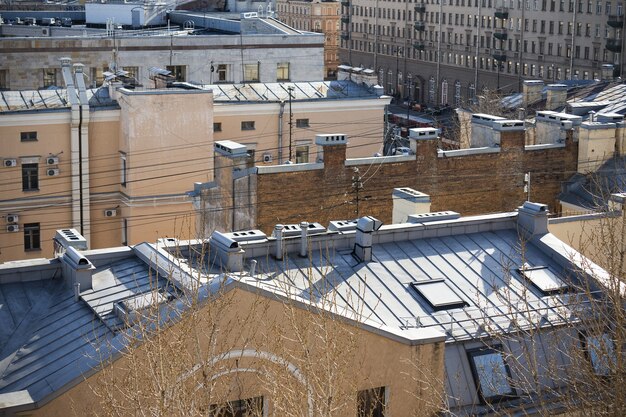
[518,265,569,295]
[411,279,468,311]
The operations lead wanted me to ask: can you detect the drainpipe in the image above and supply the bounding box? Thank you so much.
[278,100,285,163]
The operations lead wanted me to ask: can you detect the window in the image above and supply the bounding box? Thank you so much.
[122,66,139,80]
[42,68,58,88]
[217,64,228,82]
[277,62,290,81]
[295,145,309,163]
[166,65,186,82]
[22,163,38,191]
[120,152,127,187]
[244,63,260,82]
[357,387,385,417]
[208,396,263,417]
[241,121,255,131]
[213,122,222,132]
[122,218,128,246]
[24,223,41,251]
[581,333,617,375]
[20,131,37,142]
[411,279,468,311]
[468,347,515,403]
[0,69,8,90]
[296,118,310,128]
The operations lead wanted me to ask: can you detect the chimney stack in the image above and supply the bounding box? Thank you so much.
[517,202,549,237]
[209,231,244,272]
[522,80,544,107]
[274,224,285,260]
[545,84,568,111]
[392,188,431,223]
[353,216,382,263]
[299,221,309,257]
[62,246,95,293]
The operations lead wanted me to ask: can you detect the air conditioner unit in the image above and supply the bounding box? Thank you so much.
[4,159,17,167]
[7,224,19,233]
[47,156,59,165]
[6,214,18,223]
[262,153,273,163]
[47,168,60,176]
[104,209,117,217]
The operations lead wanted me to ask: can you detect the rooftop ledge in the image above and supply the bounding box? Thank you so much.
[345,154,416,166]
[256,162,324,174]
[525,143,566,151]
[438,147,500,158]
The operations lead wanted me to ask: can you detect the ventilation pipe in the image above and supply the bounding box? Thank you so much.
[249,259,257,277]
[275,224,284,260]
[353,216,383,263]
[299,221,309,257]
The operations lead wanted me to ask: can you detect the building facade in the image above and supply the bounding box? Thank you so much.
[276,0,341,79]
[340,0,625,105]
[0,61,389,263]
[0,14,325,90]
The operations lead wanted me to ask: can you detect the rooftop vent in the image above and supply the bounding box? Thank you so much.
[408,127,439,140]
[272,222,326,237]
[491,120,525,131]
[407,211,461,224]
[209,231,244,272]
[315,134,347,146]
[214,140,248,158]
[223,229,268,243]
[54,228,88,258]
[115,292,168,327]
[353,216,382,263]
[328,219,358,232]
[62,246,94,292]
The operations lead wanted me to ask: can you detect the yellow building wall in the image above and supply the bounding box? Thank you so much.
[25,287,445,417]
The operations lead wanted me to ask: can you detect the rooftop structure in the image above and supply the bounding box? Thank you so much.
[0,201,618,415]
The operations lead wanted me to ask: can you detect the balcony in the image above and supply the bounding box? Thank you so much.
[493,28,508,40]
[414,21,426,31]
[494,7,509,19]
[492,50,507,61]
[607,14,623,28]
[414,3,426,13]
[606,38,622,52]
[413,41,426,50]
[341,16,350,24]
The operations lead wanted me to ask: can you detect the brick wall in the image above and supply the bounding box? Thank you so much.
[253,130,578,233]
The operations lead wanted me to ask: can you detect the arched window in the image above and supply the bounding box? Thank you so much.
[428,76,436,103]
[454,80,461,106]
[441,79,448,105]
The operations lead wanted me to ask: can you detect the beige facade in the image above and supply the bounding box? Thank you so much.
[341,0,625,103]
[24,287,445,417]
[276,0,341,79]
[0,78,389,263]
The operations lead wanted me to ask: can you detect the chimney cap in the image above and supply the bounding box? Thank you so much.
[315,134,347,146]
[523,80,545,86]
[214,140,248,157]
[546,83,568,90]
[521,201,548,213]
[356,216,383,233]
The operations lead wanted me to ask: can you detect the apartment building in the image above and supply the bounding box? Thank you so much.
[0,60,389,263]
[340,0,625,105]
[0,12,325,90]
[276,0,341,78]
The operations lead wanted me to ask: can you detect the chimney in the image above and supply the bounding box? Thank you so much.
[62,246,95,293]
[517,201,549,237]
[274,224,284,260]
[209,231,244,272]
[601,64,615,81]
[491,119,526,149]
[517,108,526,120]
[470,114,506,147]
[392,188,431,223]
[522,80,544,107]
[545,84,568,111]
[299,221,309,257]
[315,134,347,167]
[577,120,618,173]
[408,127,439,154]
[108,81,123,102]
[534,111,582,145]
[353,216,382,263]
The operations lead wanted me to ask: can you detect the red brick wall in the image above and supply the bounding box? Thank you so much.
[254,132,577,233]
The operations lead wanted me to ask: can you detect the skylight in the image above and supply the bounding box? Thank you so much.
[411,279,468,311]
[519,266,569,295]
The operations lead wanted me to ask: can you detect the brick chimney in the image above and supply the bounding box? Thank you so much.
[523,80,544,107]
[545,84,568,111]
[492,119,526,149]
[316,134,347,168]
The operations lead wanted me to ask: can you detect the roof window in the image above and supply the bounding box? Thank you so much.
[410,278,468,311]
[518,265,569,295]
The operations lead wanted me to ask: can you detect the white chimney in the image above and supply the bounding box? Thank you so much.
[517,202,549,237]
[62,246,95,293]
[299,221,309,257]
[392,188,431,223]
[353,216,382,263]
[209,231,244,272]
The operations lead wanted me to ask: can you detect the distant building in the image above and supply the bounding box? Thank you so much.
[276,0,340,79]
[0,58,389,262]
[0,12,325,90]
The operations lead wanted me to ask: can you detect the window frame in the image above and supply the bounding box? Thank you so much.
[243,63,260,82]
[357,386,386,417]
[296,118,310,128]
[23,222,41,251]
[20,131,38,142]
[579,331,617,376]
[213,122,222,132]
[22,163,39,191]
[277,62,290,81]
[241,121,256,131]
[120,152,127,187]
[467,346,516,404]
